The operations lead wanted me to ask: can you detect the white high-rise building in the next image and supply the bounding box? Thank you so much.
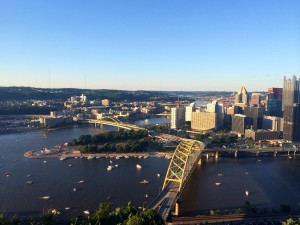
[171,107,185,129]
[206,101,224,129]
[185,103,196,122]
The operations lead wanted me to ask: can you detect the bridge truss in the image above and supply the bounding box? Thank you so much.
[148,139,205,221]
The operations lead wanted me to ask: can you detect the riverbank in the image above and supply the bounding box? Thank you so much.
[24,145,172,160]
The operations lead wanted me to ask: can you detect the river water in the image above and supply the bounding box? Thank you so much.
[0,118,300,219]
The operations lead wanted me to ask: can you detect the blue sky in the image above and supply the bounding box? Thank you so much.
[0,0,299,91]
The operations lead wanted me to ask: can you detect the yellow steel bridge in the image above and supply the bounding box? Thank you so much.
[147,139,206,221]
[86,117,146,131]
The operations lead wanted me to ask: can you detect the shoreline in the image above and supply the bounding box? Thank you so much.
[24,146,173,159]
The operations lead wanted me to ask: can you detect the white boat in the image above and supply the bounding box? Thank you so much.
[65,207,71,210]
[136,164,142,169]
[140,179,149,184]
[165,155,172,159]
[59,155,68,161]
[51,209,60,215]
[107,165,113,171]
[73,188,77,192]
[83,210,90,215]
[43,160,47,164]
[245,172,249,175]
[40,196,50,200]
[145,194,149,198]
[26,180,33,185]
[125,156,129,159]
[110,160,113,164]
[69,164,72,167]
[217,173,223,177]
[87,155,94,160]
[27,174,31,178]
[245,190,249,196]
[138,156,143,159]
[115,164,119,168]
[78,180,85,184]
[157,173,161,178]
[215,182,221,186]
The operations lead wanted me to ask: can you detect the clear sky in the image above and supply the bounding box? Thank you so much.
[0,0,299,91]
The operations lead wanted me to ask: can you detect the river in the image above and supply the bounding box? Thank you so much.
[0,119,300,219]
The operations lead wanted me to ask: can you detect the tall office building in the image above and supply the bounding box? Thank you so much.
[231,114,252,136]
[244,106,264,130]
[206,100,224,129]
[185,103,196,122]
[268,87,282,100]
[282,76,300,142]
[266,87,283,117]
[235,86,249,106]
[250,93,261,106]
[171,107,186,129]
[191,111,217,131]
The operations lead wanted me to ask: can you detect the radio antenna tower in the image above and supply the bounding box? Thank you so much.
[48,70,51,89]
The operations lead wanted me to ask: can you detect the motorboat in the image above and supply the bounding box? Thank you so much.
[65,207,71,210]
[51,209,60,215]
[78,180,85,184]
[215,182,221,186]
[43,160,47,164]
[245,190,249,196]
[69,164,72,167]
[136,164,142,169]
[157,173,161,178]
[87,155,95,160]
[140,179,149,184]
[115,164,119,168]
[59,155,68,161]
[145,194,149,198]
[107,165,113,171]
[26,180,33,185]
[217,173,223,177]
[83,210,90,215]
[110,160,113,164]
[40,196,50,200]
[73,188,77,192]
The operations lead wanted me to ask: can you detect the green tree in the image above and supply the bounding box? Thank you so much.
[283,218,300,225]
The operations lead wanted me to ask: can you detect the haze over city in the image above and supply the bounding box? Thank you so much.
[1,0,299,91]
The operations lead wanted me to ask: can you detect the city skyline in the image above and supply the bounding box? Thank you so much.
[1,0,299,91]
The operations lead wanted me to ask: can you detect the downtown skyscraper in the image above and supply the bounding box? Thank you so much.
[282,75,300,142]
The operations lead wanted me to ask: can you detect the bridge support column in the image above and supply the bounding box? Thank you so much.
[256,151,259,157]
[173,203,180,216]
[234,151,238,158]
[294,151,296,156]
[274,151,277,157]
[206,154,209,159]
[95,123,97,128]
[215,151,219,159]
[198,158,202,165]
[288,150,290,156]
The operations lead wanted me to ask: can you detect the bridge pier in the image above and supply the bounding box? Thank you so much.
[215,151,219,159]
[206,153,209,159]
[256,151,259,157]
[288,150,290,156]
[274,151,277,157]
[294,150,297,156]
[173,203,180,216]
[234,151,237,158]
[198,158,202,165]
